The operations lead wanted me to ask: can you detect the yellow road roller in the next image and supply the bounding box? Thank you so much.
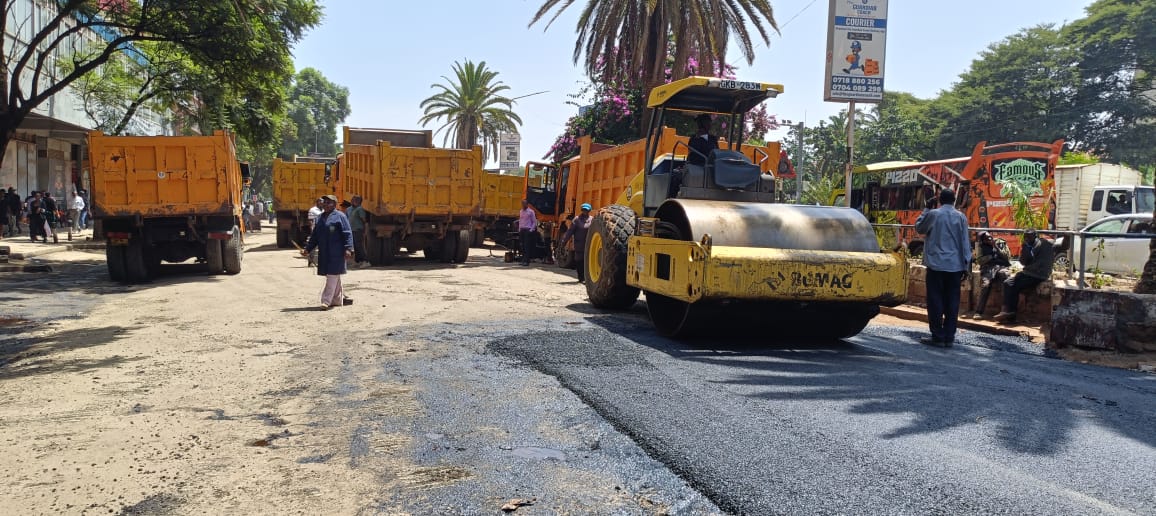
[583,77,908,338]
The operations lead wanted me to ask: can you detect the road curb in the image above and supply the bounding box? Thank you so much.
[880,306,1036,339]
[0,263,53,273]
[9,242,105,260]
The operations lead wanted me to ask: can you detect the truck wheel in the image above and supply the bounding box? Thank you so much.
[125,240,150,283]
[276,228,290,248]
[585,204,640,309]
[106,245,127,282]
[365,232,381,265]
[454,230,470,263]
[555,245,575,269]
[440,234,457,263]
[223,229,242,274]
[471,228,485,248]
[423,245,442,261]
[205,239,224,274]
[380,236,397,265]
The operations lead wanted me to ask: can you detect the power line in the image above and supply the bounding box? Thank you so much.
[780,0,819,29]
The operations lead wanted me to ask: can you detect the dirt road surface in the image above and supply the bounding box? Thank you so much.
[0,230,718,515]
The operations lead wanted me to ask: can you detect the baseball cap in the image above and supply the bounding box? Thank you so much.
[580,203,592,211]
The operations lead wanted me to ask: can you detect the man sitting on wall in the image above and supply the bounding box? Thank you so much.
[994,229,1054,324]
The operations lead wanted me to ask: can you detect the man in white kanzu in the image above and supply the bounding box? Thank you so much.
[914,188,972,348]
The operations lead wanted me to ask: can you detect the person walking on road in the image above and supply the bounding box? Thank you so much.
[70,191,86,233]
[42,191,59,243]
[5,187,21,236]
[559,203,594,282]
[347,195,369,268]
[994,229,1054,324]
[302,195,354,310]
[517,199,537,266]
[27,191,46,243]
[914,188,971,347]
[970,231,1011,319]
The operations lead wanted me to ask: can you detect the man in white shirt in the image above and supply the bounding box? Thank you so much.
[70,191,86,232]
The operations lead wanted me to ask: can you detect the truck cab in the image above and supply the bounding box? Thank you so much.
[1087,185,1154,224]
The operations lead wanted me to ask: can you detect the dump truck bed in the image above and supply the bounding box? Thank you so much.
[272,158,338,212]
[480,172,524,219]
[342,127,482,218]
[89,131,243,219]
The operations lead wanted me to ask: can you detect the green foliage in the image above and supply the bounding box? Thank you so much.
[1088,239,1113,289]
[800,174,841,206]
[1000,179,1048,230]
[1059,151,1100,165]
[0,0,322,159]
[280,68,351,158]
[419,60,522,162]
[530,0,779,96]
[927,24,1078,157]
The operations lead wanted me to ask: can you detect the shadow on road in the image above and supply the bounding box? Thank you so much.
[0,323,144,380]
[569,303,1156,456]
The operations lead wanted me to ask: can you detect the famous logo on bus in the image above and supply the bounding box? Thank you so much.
[993,159,1047,196]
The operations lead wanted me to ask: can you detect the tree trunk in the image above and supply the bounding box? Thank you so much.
[1136,203,1156,294]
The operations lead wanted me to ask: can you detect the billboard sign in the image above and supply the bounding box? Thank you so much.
[499,131,521,169]
[824,0,888,103]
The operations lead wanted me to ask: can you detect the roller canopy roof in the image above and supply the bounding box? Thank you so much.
[647,76,783,115]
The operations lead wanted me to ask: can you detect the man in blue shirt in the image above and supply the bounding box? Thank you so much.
[914,188,972,347]
[302,195,355,310]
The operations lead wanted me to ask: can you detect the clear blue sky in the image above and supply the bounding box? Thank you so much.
[292,0,1093,168]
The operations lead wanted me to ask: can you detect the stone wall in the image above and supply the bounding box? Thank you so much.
[906,263,1054,322]
[1050,288,1156,352]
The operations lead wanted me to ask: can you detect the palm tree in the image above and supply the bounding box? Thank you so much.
[529,0,779,97]
[418,60,522,162]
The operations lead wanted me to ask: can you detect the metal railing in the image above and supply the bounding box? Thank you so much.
[868,223,1155,289]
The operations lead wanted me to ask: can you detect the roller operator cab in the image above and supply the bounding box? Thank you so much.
[583,77,909,338]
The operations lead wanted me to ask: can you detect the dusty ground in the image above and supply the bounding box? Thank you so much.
[2,230,716,515]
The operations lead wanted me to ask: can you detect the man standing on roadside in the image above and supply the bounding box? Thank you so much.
[347,195,369,268]
[914,188,971,347]
[5,187,21,235]
[517,199,537,266]
[994,229,1054,324]
[70,191,86,233]
[559,203,594,282]
[302,195,354,310]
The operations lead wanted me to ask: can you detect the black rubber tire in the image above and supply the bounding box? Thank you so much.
[276,228,290,248]
[205,239,224,274]
[440,234,457,264]
[555,245,575,269]
[471,228,485,248]
[423,245,442,261]
[125,240,150,283]
[106,245,127,282]
[454,229,470,263]
[584,204,640,309]
[223,229,242,274]
[380,236,397,265]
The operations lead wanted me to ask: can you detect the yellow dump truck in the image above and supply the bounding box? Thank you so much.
[89,130,249,282]
[583,77,908,338]
[473,170,526,247]
[340,127,482,265]
[271,156,339,248]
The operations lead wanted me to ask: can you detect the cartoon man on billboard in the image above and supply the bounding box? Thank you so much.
[842,40,863,74]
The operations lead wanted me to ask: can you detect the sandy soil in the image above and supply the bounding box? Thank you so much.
[0,230,594,514]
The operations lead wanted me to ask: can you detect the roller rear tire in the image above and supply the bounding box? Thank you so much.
[584,204,640,309]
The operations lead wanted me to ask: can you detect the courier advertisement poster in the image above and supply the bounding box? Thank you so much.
[824,0,888,103]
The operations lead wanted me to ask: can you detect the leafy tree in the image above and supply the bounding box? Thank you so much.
[0,0,321,164]
[280,68,350,157]
[530,0,779,130]
[418,60,522,162]
[928,25,1080,157]
[858,91,937,163]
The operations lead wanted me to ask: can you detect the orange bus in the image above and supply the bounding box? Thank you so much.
[835,139,1065,255]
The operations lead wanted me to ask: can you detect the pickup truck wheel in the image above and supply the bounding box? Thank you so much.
[205,239,224,274]
[223,229,242,274]
[584,204,640,309]
[106,245,127,282]
[125,240,150,283]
